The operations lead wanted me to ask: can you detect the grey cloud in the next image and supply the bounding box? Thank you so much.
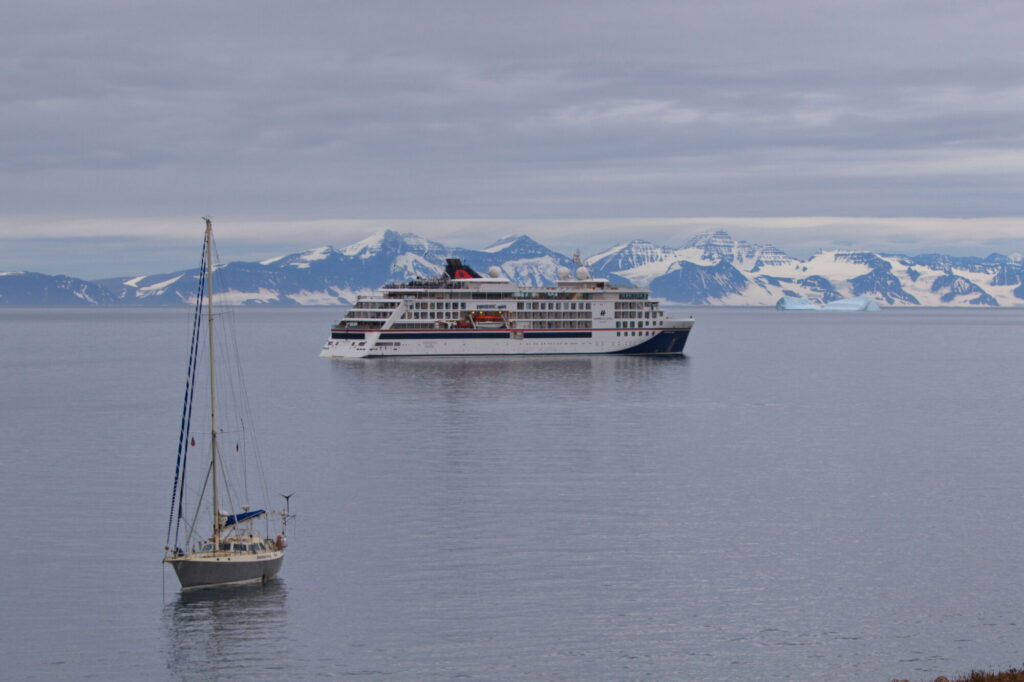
[2,0,1024,235]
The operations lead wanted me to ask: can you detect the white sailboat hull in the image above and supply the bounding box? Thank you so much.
[167,551,285,590]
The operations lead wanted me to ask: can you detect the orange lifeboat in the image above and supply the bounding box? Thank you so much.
[471,313,506,329]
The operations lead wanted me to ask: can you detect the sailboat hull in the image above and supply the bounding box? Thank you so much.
[169,553,284,590]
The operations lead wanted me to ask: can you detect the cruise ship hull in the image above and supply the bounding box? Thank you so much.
[321,324,692,358]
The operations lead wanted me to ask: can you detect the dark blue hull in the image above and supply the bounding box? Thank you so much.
[613,329,690,354]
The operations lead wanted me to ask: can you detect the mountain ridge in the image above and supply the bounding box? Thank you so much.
[3,229,1024,307]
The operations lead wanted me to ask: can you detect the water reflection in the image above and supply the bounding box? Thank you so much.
[163,580,289,680]
[329,354,689,397]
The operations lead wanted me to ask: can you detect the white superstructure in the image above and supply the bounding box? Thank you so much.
[320,259,693,359]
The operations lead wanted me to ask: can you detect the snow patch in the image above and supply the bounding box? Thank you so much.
[499,257,561,286]
[139,274,183,293]
[392,253,443,277]
[187,288,282,305]
[287,286,372,305]
[586,243,629,263]
[342,231,388,257]
[298,246,331,262]
[286,289,344,305]
[483,234,526,253]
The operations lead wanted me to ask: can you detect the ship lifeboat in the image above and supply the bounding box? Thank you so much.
[471,313,506,329]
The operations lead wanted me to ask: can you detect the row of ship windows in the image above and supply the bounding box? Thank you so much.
[519,302,591,311]
[352,301,401,309]
[617,321,662,328]
[617,331,656,337]
[353,299,666,312]
[409,301,469,310]
[346,311,390,319]
[385,292,599,301]
[399,312,592,320]
[399,301,595,311]
[347,308,661,320]
[616,310,662,319]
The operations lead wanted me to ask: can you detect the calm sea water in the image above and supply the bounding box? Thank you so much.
[2,306,1023,681]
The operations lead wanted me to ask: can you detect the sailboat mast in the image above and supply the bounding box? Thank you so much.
[205,218,221,546]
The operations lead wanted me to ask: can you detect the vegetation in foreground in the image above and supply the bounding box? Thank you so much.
[892,669,1024,682]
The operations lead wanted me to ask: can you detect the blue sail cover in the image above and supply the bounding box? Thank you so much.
[224,509,265,527]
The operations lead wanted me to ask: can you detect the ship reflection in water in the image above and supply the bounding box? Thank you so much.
[163,580,289,679]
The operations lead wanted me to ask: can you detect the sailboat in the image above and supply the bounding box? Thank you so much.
[163,218,291,589]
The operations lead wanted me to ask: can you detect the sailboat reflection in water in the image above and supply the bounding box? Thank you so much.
[163,219,293,590]
[164,581,289,676]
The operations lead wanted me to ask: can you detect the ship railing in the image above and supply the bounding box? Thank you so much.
[382,279,463,290]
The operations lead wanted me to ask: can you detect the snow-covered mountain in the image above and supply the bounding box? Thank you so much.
[451,235,578,287]
[94,231,578,305]
[588,230,1024,307]
[6,228,1024,306]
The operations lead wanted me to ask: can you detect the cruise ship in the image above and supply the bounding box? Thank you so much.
[320,259,693,358]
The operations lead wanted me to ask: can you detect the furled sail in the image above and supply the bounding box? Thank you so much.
[223,509,266,527]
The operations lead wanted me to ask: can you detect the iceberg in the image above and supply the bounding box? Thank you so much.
[776,295,880,311]
[822,296,881,311]
[775,296,821,310]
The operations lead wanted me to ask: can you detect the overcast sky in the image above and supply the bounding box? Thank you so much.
[3,1,1024,277]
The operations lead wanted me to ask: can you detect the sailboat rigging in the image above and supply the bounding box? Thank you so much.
[163,218,292,589]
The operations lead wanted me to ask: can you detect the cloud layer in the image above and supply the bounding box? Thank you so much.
[2,1,1024,274]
